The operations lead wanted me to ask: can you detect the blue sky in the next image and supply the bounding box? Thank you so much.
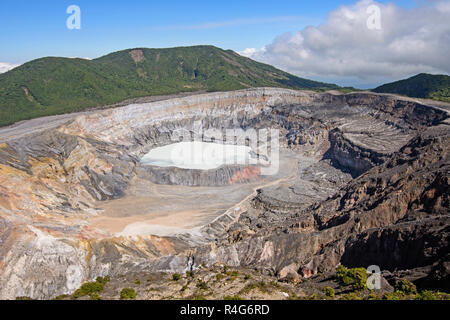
[0,0,417,63]
[1,0,444,88]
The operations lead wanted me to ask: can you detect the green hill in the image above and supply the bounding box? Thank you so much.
[373,73,450,102]
[0,45,338,127]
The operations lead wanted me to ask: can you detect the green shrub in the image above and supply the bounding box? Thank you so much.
[324,287,335,298]
[89,293,103,300]
[394,279,417,294]
[196,281,209,290]
[341,292,362,300]
[216,274,225,281]
[172,273,181,281]
[335,265,367,290]
[241,283,256,293]
[251,281,270,293]
[72,281,104,299]
[383,292,404,300]
[134,279,141,285]
[258,281,268,290]
[416,290,436,300]
[308,293,320,300]
[53,294,70,300]
[368,292,381,300]
[71,276,110,299]
[241,282,271,294]
[350,268,368,290]
[226,271,239,278]
[15,296,32,300]
[95,276,110,286]
[269,280,281,288]
[436,292,450,300]
[244,274,252,280]
[289,293,299,300]
[120,288,136,300]
[336,265,348,281]
[186,271,194,278]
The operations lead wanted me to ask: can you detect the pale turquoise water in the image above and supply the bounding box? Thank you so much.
[140,141,254,170]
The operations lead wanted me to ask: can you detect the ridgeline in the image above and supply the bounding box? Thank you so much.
[0,45,338,127]
[373,73,450,102]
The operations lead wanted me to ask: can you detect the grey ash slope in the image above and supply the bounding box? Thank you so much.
[190,91,450,292]
[0,88,449,299]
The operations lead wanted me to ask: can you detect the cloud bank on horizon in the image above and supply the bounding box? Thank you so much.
[0,63,19,74]
[240,0,450,88]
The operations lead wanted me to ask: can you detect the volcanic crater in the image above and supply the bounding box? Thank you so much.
[0,88,448,299]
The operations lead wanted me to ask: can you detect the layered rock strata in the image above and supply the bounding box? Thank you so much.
[0,88,448,299]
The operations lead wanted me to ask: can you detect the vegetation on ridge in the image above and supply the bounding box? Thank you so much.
[0,45,338,127]
[373,73,450,102]
[71,276,110,300]
[40,265,450,301]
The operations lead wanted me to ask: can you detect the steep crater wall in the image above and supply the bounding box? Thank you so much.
[0,88,448,299]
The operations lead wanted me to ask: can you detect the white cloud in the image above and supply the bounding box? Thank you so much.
[242,0,450,87]
[239,48,260,57]
[0,62,19,74]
